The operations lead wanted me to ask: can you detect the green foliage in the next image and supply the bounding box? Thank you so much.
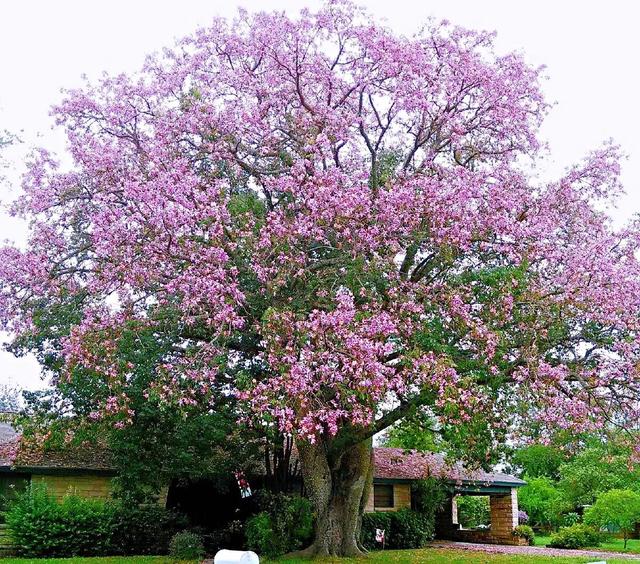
[245,493,313,558]
[513,525,535,545]
[411,478,448,523]
[5,485,187,557]
[6,485,115,557]
[109,504,188,555]
[15,312,263,504]
[361,509,434,550]
[168,531,205,560]
[383,411,441,453]
[511,444,566,479]
[557,444,640,508]
[547,524,603,549]
[562,512,580,527]
[585,489,640,548]
[518,476,562,529]
[456,496,490,528]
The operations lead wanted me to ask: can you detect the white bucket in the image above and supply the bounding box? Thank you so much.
[213,549,260,564]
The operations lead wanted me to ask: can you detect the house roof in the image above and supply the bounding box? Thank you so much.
[373,447,525,487]
[0,422,115,473]
[0,422,524,487]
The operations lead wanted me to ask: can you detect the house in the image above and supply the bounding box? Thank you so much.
[0,422,117,503]
[0,424,526,546]
[367,448,527,546]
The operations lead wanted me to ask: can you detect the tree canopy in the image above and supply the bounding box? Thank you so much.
[585,489,640,548]
[2,1,640,556]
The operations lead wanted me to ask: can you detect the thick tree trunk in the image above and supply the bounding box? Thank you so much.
[294,436,373,557]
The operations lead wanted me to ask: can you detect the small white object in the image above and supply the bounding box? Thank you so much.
[585,561,606,564]
[214,549,260,564]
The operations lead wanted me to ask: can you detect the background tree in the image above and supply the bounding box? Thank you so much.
[517,476,563,530]
[382,409,441,453]
[510,444,567,480]
[0,384,20,412]
[585,489,640,549]
[2,2,640,556]
[557,441,640,509]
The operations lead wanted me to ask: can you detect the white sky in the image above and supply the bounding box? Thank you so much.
[1,0,639,392]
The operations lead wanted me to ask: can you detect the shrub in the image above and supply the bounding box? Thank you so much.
[245,493,312,558]
[562,512,580,527]
[6,484,115,557]
[169,531,205,560]
[110,503,187,555]
[513,524,535,545]
[548,524,602,549]
[518,510,529,524]
[361,509,434,550]
[5,484,188,557]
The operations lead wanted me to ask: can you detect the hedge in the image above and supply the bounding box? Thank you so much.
[6,484,187,557]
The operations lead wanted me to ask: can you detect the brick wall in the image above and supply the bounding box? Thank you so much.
[33,474,113,501]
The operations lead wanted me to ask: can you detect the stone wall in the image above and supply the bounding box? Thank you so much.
[437,489,528,546]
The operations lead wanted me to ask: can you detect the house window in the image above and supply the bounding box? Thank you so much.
[374,484,394,508]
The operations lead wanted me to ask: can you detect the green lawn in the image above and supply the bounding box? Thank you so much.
[536,534,640,554]
[266,547,639,563]
[2,547,639,564]
[0,558,196,564]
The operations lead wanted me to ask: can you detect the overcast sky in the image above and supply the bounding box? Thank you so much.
[1,0,639,392]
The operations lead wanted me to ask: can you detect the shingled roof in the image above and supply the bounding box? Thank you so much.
[0,422,523,486]
[374,447,525,487]
[0,422,115,473]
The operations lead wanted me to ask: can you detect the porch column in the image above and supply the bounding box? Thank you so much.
[489,488,518,541]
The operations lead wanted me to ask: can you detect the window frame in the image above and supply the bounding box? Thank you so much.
[373,483,394,509]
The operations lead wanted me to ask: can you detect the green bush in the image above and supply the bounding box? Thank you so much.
[512,524,535,545]
[411,478,448,522]
[562,512,581,527]
[245,493,313,558]
[6,484,188,557]
[6,484,115,557]
[361,509,434,550]
[110,503,187,555]
[169,531,205,560]
[548,524,603,549]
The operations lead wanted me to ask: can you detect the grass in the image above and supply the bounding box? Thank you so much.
[265,546,640,563]
[3,545,640,564]
[0,558,195,564]
[536,533,640,554]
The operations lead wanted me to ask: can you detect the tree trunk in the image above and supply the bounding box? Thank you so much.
[294,436,373,557]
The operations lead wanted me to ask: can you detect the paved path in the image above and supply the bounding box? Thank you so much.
[432,540,640,560]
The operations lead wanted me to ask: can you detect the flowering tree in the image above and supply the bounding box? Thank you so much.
[2,2,640,556]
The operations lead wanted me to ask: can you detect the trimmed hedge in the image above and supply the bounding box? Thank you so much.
[361,509,434,550]
[6,484,187,557]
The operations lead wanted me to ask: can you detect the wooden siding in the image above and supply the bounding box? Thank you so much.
[33,474,113,501]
